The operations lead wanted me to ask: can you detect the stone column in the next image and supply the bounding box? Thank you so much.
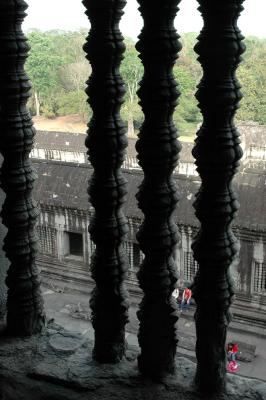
[191,0,245,394]
[136,0,182,378]
[0,175,8,319]
[83,0,129,362]
[0,0,45,335]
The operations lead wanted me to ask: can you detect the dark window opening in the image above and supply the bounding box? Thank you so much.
[69,232,83,257]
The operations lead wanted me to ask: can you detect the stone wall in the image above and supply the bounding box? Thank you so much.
[36,205,142,293]
[35,205,266,310]
[238,123,266,162]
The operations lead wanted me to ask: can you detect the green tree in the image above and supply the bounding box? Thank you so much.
[120,38,143,136]
[237,37,266,124]
[25,30,266,129]
[26,30,64,116]
[173,64,201,136]
[57,90,90,120]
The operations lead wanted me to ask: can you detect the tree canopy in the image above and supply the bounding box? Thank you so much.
[25,30,266,136]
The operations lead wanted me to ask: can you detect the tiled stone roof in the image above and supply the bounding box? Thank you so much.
[32,159,266,232]
[34,130,138,158]
[34,131,87,153]
[33,130,196,164]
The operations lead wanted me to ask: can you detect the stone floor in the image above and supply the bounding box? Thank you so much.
[0,284,265,399]
[42,285,266,381]
[0,320,266,400]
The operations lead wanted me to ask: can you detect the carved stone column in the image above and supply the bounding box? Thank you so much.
[83,0,129,362]
[192,0,245,393]
[0,181,8,319]
[0,0,45,335]
[136,0,182,378]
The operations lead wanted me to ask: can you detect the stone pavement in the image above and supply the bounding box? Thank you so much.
[1,319,266,400]
[42,285,266,382]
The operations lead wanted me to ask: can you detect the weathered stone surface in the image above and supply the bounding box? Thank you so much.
[0,0,45,336]
[83,0,130,364]
[236,342,256,363]
[227,374,266,399]
[0,322,265,400]
[0,182,8,318]
[49,331,86,355]
[191,0,245,393]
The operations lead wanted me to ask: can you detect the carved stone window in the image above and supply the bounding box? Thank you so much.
[37,226,56,256]
[253,261,266,294]
[124,241,133,270]
[183,251,198,283]
[133,243,141,269]
[249,145,266,161]
[89,237,96,258]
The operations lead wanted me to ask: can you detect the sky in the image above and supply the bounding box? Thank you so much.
[23,0,266,40]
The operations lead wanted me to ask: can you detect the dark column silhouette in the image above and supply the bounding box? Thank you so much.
[191,0,245,393]
[83,0,129,362]
[0,0,45,335]
[136,0,182,378]
[0,181,8,319]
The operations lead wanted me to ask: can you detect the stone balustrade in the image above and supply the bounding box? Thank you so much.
[0,0,246,396]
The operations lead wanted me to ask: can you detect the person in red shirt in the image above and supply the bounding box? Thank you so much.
[232,343,239,354]
[227,342,239,362]
[180,287,192,312]
[231,343,239,361]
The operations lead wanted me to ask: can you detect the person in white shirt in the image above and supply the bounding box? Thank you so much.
[172,288,179,303]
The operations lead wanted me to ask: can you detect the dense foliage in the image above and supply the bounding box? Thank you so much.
[26,29,91,120]
[26,30,266,136]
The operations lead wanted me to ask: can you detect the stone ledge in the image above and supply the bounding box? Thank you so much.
[0,321,265,400]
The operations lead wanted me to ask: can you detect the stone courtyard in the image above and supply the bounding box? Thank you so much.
[41,285,266,382]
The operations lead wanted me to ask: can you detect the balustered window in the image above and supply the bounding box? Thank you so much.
[37,225,57,256]
[123,241,142,271]
[124,241,133,270]
[89,238,96,257]
[253,261,266,293]
[248,146,266,160]
[183,251,198,283]
[133,243,141,268]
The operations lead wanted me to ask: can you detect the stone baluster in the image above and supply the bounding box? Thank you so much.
[192,0,245,393]
[83,0,129,362]
[136,0,182,378]
[0,0,45,335]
